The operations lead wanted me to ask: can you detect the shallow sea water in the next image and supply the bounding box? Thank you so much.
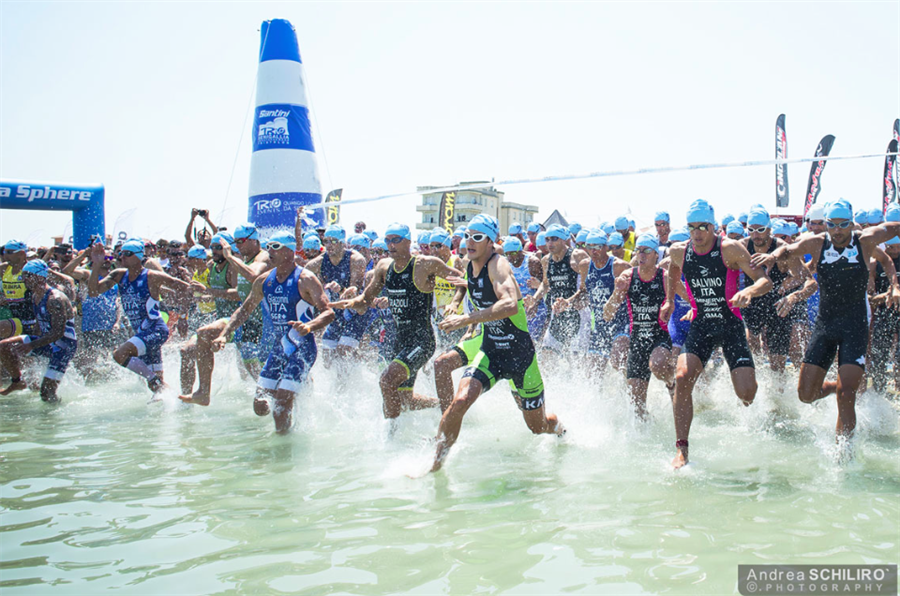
[1,347,898,595]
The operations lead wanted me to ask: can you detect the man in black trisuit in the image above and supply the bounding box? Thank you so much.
[771,200,900,444]
[660,200,773,469]
[869,236,900,393]
[330,223,462,422]
[742,207,818,373]
[429,215,564,473]
[531,224,588,355]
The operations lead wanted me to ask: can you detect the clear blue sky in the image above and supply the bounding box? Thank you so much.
[2,2,898,244]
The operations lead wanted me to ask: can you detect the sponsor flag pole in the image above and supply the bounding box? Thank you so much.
[775,115,789,212]
[438,191,456,234]
[884,140,898,213]
[893,119,900,202]
[325,189,342,225]
[803,135,835,219]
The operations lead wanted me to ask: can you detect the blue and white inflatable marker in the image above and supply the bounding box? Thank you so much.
[0,180,105,249]
[248,19,323,231]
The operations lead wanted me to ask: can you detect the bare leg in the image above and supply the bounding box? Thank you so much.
[0,319,18,341]
[179,338,198,395]
[797,364,835,404]
[768,353,787,374]
[0,337,27,394]
[835,364,864,438]
[432,376,483,472]
[627,378,649,420]
[609,336,629,375]
[39,378,61,403]
[586,352,609,382]
[730,366,758,407]
[380,361,411,419]
[672,352,703,469]
[400,390,439,411]
[433,350,463,413]
[272,388,296,434]
[520,405,564,436]
[649,346,676,385]
[254,387,272,416]
[789,322,808,368]
[746,330,762,356]
[179,322,225,405]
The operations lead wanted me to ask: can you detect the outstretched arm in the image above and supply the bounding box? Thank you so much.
[184,209,199,248]
[439,257,519,331]
[603,269,631,322]
[726,240,772,308]
[19,293,69,352]
[87,244,121,294]
[293,272,335,336]
[331,259,388,314]
[214,277,265,351]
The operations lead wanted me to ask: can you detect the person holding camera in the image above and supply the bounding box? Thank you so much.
[185,209,218,250]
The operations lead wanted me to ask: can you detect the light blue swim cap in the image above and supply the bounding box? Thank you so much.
[586,229,608,246]
[384,223,411,241]
[187,246,209,259]
[429,228,452,247]
[325,225,347,242]
[669,228,690,243]
[502,237,523,253]
[726,221,746,237]
[210,232,237,252]
[867,208,884,225]
[635,234,659,251]
[348,233,370,249]
[825,200,853,222]
[303,236,322,251]
[468,214,500,242]
[686,200,715,225]
[267,231,297,251]
[120,239,145,259]
[22,259,49,278]
[608,232,624,247]
[233,223,259,241]
[747,208,770,228]
[544,224,569,240]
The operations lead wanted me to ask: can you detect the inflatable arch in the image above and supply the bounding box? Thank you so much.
[0,180,105,249]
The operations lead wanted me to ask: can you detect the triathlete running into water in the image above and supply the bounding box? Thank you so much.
[660,199,773,469]
[430,215,564,472]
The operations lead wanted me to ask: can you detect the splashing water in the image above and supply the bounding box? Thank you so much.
[1,346,898,594]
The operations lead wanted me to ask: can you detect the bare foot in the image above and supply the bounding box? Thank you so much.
[671,449,689,469]
[0,380,27,395]
[179,391,210,406]
[548,414,566,437]
[253,397,270,416]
